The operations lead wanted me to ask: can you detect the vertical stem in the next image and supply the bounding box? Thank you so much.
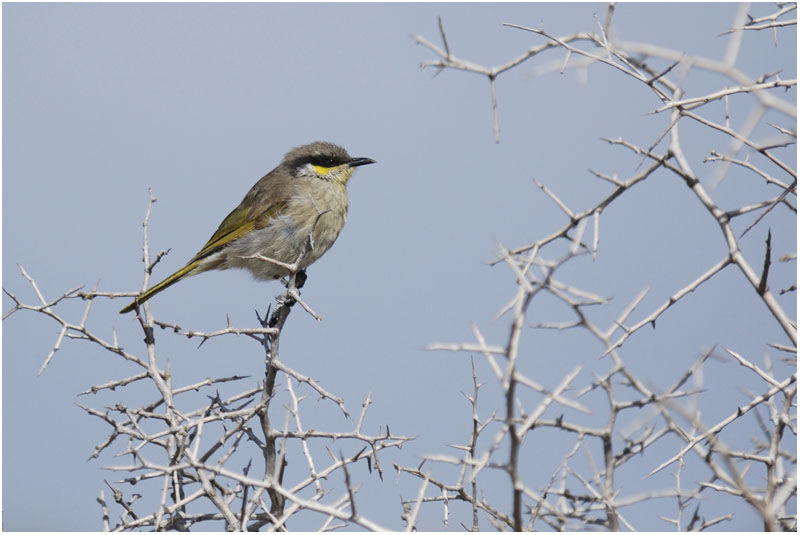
[506,289,533,532]
[260,317,287,521]
[507,377,522,531]
[257,272,303,524]
[602,433,619,530]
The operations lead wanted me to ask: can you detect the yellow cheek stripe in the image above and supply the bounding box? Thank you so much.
[313,165,333,175]
[313,165,355,184]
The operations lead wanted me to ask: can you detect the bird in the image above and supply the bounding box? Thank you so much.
[120,141,375,314]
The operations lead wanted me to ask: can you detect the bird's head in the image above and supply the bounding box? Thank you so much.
[284,141,375,185]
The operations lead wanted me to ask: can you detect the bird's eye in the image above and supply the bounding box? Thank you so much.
[308,155,339,168]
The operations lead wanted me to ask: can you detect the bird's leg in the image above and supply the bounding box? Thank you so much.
[276,267,307,291]
[284,269,319,321]
[245,232,318,320]
[295,269,307,289]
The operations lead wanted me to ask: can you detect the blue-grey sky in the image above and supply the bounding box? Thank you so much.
[3,2,796,531]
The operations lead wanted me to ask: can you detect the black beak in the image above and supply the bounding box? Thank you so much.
[348,157,376,167]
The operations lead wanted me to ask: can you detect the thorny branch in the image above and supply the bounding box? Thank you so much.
[401,4,796,531]
[4,4,796,532]
[4,192,410,531]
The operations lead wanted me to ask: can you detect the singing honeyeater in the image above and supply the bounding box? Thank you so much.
[120,141,375,314]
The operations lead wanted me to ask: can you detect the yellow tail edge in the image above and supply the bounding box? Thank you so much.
[119,261,199,314]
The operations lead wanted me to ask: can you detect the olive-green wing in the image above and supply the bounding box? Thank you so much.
[119,175,292,314]
[188,199,289,264]
[119,200,289,314]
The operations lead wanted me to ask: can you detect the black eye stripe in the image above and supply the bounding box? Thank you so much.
[287,153,349,175]
[308,155,342,167]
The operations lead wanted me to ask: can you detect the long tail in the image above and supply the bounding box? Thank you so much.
[119,261,201,314]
